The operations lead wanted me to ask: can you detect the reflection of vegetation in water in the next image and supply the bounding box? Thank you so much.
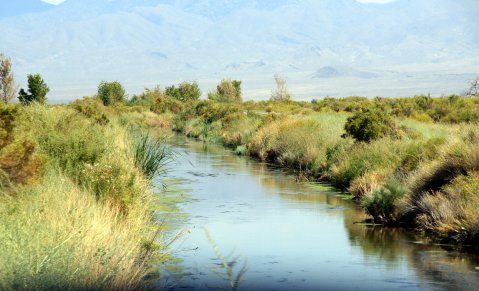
[152,177,193,289]
[345,217,479,290]
[204,229,248,291]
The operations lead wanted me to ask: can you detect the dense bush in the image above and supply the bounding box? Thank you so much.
[0,104,41,189]
[344,108,397,142]
[129,86,161,107]
[97,81,126,106]
[208,79,242,102]
[195,100,242,123]
[152,94,184,114]
[165,81,201,102]
[362,179,406,224]
[312,95,479,124]
[70,97,109,125]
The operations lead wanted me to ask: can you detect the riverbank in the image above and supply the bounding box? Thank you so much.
[160,135,479,290]
[0,102,172,289]
[132,88,479,248]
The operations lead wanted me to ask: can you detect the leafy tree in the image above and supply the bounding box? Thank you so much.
[270,74,292,102]
[208,79,242,102]
[0,54,17,103]
[18,74,49,105]
[344,108,396,142]
[165,81,201,102]
[97,81,126,106]
[465,77,479,97]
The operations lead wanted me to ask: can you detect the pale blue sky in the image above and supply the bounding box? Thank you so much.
[41,0,396,5]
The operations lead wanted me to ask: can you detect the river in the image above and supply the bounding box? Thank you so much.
[158,136,479,291]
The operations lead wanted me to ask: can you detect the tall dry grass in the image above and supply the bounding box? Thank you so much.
[0,104,170,289]
[0,170,157,290]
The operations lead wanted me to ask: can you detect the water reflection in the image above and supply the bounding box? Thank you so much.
[161,136,479,290]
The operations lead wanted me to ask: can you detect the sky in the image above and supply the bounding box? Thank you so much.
[41,0,64,4]
[41,0,397,5]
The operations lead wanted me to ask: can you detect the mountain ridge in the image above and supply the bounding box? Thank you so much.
[0,0,478,100]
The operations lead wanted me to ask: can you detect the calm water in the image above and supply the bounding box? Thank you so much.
[158,137,479,291]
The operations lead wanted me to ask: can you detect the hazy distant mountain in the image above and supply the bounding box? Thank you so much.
[0,0,478,100]
[312,66,378,79]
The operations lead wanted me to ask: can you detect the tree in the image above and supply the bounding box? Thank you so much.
[0,54,17,103]
[97,81,126,106]
[208,79,242,102]
[165,81,201,102]
[270,74,292,102]
[465,77,479,97]
[18,74,49,105]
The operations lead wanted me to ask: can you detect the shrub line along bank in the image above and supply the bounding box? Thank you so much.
[127,80,479,249]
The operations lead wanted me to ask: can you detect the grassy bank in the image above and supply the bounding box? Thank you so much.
[0,102,171,290]
[133,87,479,247]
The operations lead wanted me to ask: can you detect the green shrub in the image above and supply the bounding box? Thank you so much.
[362,179,406,224]
[165,81,201,102]
[208,79,242,102]
[0,104,42,189]
[151,95,184,114]
[344,108,397,142]
[38,119,108,174]
[98,81,126,106]
[129,86,163,108]
[70,97,109,125]
[443,109,479,124]
[195,100,242,123]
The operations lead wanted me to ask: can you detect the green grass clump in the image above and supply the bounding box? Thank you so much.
[329,138,403,190]
[362,179,406,224]
[133,132,175,180]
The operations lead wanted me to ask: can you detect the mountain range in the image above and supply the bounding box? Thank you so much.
[0,0,478,101]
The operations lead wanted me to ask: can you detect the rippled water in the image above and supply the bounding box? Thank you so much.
[158,137,479,291]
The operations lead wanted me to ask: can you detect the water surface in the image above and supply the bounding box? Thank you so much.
[159,137,479,291]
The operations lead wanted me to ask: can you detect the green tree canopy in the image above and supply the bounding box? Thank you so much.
[18,74,49,105]
[165,81,201,102]
[97,81,126,106]
[207,79,242,102]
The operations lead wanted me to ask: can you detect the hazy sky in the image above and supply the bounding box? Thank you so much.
[41,0,64,4]
[41,0,396,5]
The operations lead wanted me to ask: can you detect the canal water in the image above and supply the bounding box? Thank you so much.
[159,137,479,291]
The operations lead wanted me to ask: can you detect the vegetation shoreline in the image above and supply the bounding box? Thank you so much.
[1,61,479,288]
[126,80,479,250]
